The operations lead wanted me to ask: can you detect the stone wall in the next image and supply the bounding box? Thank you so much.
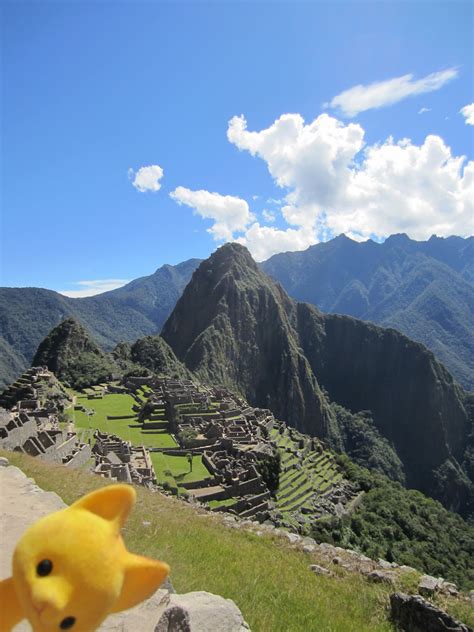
[65,443,92,468]
[0,414,36,451]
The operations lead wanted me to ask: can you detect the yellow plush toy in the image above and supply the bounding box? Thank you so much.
[0,485,170,632]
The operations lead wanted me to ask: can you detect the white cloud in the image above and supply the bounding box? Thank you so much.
[327,68,458,117]
[236,224,315,261]
[170,186,254,241]
[129,165,164,192]
[227,112,473,243]
[58,279,130,298]
[418,107,431,114]
[460,103,474,125]
[262,209,276,223]
[228,113,365,229]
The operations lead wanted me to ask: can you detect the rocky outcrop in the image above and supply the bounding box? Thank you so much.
[389,592,472,632]
[155,592,250,632]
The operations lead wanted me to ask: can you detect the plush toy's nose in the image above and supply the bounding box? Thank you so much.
[31,577,72,614]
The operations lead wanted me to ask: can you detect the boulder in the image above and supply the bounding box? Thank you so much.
[399,565,416,574]
[367,570,396,586]
[309,564,333,576]
[0,457,9,467]
[285,532,301,545]
[155,591,250,632]
[418,574,440,596]
[390,593,471,632]
[440,581,458,596]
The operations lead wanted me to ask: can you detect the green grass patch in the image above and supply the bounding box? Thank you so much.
[2,450,402,632]
[208,498,238,509]
[72,393,177,449]
[150,453,212,485]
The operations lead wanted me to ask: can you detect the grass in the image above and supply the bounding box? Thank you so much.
[2,450,399,632]
[71,393,177,449]
[208,497,238,509]
[150,453,212,485]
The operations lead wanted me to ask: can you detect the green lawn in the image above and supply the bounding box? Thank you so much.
[208,497,238,508]
[150,452,212,485]
[72,393,177,449]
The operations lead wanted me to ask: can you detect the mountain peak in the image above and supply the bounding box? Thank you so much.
[386,232,411,244]
[207,242,258,270]
[32,318,116,389]
[162,244,333,437]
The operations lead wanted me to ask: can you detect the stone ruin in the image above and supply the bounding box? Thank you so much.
[0,368,90,468]
[92,430,156,487]
[0,407,90,467]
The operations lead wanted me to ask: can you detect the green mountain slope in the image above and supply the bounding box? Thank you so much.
[113,334,192,380]
[162,243,338,442]
[0,259,199,388]
[3,234,472,392]
[261,234,474,390]
[32,318,118,389]
[161,243,473,516]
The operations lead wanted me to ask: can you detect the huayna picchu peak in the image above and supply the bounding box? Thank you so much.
[162,243,336,443]
[162,243,474,517]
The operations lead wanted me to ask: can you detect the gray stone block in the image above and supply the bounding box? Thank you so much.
[154,592,250,632]
[390,592,472,632]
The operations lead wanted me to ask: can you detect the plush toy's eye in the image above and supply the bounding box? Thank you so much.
[59,617,76,629]
[36,559,53,576]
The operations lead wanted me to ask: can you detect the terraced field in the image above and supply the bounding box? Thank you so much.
[72,391,178,448]
[270,426,343,520]
[70,389,217,493]
[150,451,213,493]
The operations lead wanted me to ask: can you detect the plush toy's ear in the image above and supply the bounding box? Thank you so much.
[111,553,170,613]
[71,485,136,529]
[0,577,24,632]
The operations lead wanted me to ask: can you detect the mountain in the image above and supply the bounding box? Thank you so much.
[32,318,118,389]
[112,335,192,381]
[162,243,338,442]
[161,243,473,515]
[261,234,474,390]
[0,259,200,388]
[3,235,472,392]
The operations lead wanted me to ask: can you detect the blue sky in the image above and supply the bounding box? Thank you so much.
[1,1,473,296]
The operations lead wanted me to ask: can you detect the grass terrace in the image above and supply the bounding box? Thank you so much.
[150,452,212,489]
[71,392,177,449]
[271,426,343,518]
[208,497,239,509]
